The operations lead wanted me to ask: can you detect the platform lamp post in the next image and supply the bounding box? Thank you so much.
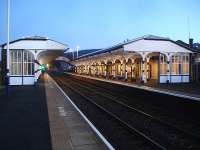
[6,0,10,74]
[5,0,10,96]
[76,45,80,59]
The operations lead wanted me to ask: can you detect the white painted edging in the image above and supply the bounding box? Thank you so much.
[67,73,200,102]
[49,75,115,150]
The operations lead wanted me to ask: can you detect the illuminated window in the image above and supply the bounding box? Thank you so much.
[116,63,121,75]
[171,54,189,75]
[126,59,132,74]
[101,64,105,74]
[171,55,181,75]
[160,54,167,75]
[182,55,189,75]
[115,60,121,75]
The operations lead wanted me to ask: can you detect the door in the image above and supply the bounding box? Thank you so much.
[149,59,158,80]
[135,62,141,80]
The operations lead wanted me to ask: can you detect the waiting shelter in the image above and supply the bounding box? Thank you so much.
[1,36,68,85]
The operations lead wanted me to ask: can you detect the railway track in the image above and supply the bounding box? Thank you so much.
[69,74,200,139]
[54,77,164,150]
[51,73,200,150]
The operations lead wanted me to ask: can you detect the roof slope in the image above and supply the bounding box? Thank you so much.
[1,36,68,50]
[77,35,194,59]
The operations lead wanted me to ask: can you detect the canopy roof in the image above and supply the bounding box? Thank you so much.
[1,36,68,50]
[77,35,194,59]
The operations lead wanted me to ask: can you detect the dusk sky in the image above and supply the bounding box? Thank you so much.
[0,0,200,50]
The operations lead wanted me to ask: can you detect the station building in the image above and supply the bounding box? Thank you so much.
[71,35,200,84]
[1,36,68,85]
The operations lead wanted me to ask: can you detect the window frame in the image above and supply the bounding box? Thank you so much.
[10,50,23,76]
[171,54,189,75]
[160,54,167,75]
[23,50,34,76]
[182,54,189,75]
[10,50,34,76]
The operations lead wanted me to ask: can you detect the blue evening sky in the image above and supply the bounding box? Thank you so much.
[0,0,200,50]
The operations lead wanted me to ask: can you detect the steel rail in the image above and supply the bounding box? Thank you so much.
[70,75,200,140]
[58,75,200,149]
[55,77,166,150]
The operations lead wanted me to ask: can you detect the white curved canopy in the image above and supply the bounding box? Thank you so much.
[2,36,68,50]
[1,36,69,64]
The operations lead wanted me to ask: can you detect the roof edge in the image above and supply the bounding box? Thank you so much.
[1,36,68,49]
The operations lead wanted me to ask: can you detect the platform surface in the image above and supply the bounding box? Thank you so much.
[0,75,107,150]
[0,82,52,150]
[44,74,108,150]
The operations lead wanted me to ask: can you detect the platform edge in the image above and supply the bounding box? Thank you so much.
[48,74,115,150]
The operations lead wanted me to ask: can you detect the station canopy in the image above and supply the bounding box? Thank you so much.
[2,36,69,64]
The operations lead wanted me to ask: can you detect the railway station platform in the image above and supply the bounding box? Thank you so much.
[66,73,200,101]
[0,81,52,150]
[44,74,108,150]
[0,75,108,150]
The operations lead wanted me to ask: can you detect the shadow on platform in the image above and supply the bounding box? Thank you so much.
[0,79,52,150]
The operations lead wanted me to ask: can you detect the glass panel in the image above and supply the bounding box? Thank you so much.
[172,56,174,63]
[116,64,121,75]
[182,54,189,75]
[28,52,33,62]
[183,55,185,63]
[18,62,22,75]
[13,51,17,62]
[23,51,34,75]
[160,64,167,75]
[10,50,22,75]
[29,63,32,75]
[18,50,22,62]
[9,51,12,62]
[186,55,189,62]
[24,52,27,62]
[10,63,14,74]
[24,63,27,75]
[160,54,167,75]
[171,55,182,75]
[182,64,189,74]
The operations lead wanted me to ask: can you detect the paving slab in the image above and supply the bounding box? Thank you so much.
[44,74,108,150]
[0,83,52,150]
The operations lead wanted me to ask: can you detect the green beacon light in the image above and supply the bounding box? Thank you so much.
[39,64,46,72]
